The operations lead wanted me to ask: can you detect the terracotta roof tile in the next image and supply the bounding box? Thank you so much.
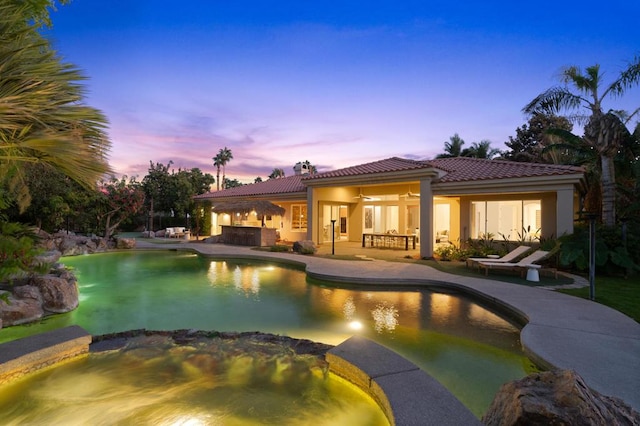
[194,175,306,199]
[302,157,431,180]
[425,157,584,183]
[195,157,584,200]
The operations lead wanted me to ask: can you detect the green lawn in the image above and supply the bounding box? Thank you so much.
[559,276,640,322]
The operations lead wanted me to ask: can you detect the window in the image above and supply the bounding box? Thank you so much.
[471,200,541,240]
[291,204,307,231]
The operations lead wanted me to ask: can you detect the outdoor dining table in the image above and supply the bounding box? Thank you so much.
[362,233,417,250]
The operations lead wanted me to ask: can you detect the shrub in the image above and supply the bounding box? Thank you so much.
[269,244,290,252]
[0,221,45,282]
[558,223,639,276]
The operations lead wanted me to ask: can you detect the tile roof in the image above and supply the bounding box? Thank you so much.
[424,157,584,183]
[194,157,584,200]
[302,156,583,183]
[194,175,306,199]
[301,157,431,180]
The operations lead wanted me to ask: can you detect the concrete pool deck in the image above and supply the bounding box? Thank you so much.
[136,240,640,413]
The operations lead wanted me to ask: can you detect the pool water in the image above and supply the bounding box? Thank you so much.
[0,251,537,417]
[0,333,389,426]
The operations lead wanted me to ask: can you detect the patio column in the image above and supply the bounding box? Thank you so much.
[419,178,433,259]
[556,187,575,237]
[306,187,315,242]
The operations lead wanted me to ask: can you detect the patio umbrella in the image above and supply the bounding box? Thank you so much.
[212,200,285,225]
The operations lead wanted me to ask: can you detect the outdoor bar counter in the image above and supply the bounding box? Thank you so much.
[221,225,277,247]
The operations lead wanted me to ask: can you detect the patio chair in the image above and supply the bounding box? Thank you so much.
[476,250,551,277]
[465,245,531,268]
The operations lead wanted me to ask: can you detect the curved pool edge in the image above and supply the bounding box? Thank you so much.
[0,326,481,425]
[158,242,640,412]
[328,335,481,425]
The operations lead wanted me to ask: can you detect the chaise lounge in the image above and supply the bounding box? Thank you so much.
[476,249,555,278]
[465,245,532,269]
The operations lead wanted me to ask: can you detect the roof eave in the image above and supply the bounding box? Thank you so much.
[195,191,307,202]
[303,169,440,187]
[433,173,586,195]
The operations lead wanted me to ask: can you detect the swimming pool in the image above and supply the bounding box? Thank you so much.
[0,250,536,416]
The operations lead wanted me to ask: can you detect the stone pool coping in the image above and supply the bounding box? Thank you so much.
[135,241,640,412]
[0,325,91,385]
[327,335,480,425]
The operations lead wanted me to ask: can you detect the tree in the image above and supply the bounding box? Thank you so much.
[171,167,215,228]
[463,140,502,159]
[435,134,501,159]
[254,177,263,183]
[214,147,233,189]
[8,0,71,28]
[0,1,110,280]
[97,176,145,239]
[436,134,465,158]
[7,164,70,231]
[0,2,111,214]
[142,161,173,231]
[523,58,640,226]
[269,168,285,179]
[504,113,574,163]
[142,162,214,231]
[223,178,243,188]
[212,154,223,191]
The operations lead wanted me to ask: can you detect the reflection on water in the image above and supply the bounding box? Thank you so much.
[371,303,399,333]
[0,251,537,417]
[0,334,388,426]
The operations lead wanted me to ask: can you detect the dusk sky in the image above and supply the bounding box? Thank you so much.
[45,1,640,183]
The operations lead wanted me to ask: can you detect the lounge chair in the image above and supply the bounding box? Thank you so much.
[476,250,551,277]
[465,245,531,268]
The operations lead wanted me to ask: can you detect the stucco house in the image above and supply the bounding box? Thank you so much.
[194,157,586,258]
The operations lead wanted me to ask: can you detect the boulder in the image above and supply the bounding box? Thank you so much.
[13,285,43,303]
[0,290,44,326]
[116,238,136,249]
[36,232,119,256]
[33,250,62,267]
[482,369,640,426]
[32,274,79,313]
[293,240,317,255]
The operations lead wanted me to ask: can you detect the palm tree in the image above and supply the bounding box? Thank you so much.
[464,140,502,159]
[0,2,111,212]
[218,147,233,189]
[436,134,465,158]
[212,154,223,191]
[523,58,640,226]
[268,168,285,179]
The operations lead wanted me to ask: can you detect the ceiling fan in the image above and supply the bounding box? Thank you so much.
[354,193,372,200]
[401,191,421,198]
[353,188,372,200]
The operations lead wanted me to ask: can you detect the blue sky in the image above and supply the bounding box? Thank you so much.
[46,1,640,182]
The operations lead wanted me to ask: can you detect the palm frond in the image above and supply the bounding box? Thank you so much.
[522,87,586,116]
[609,55,640,96]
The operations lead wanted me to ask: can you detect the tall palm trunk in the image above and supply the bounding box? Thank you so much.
[222,165,226,190]
[600,154,616,226]
[586,112,628,226]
